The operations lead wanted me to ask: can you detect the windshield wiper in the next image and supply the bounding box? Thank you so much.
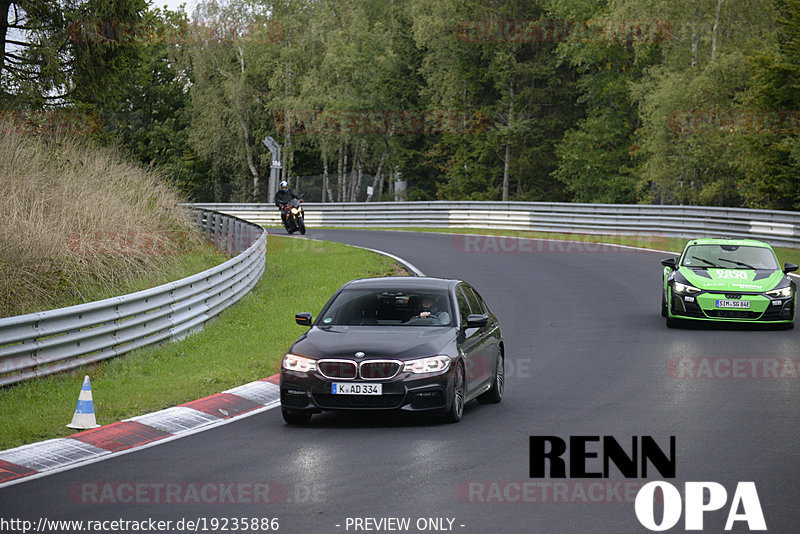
[718,258,757,269]
[689,256,720,268]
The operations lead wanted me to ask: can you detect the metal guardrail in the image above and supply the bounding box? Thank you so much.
[0,210,266,386]
[188,201,800,248]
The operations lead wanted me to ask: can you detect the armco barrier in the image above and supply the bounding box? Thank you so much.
[0,210,266,386]
[187,201,800,248]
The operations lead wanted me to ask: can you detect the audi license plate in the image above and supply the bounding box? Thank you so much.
[716,300,750,309]
[332,383,382,395]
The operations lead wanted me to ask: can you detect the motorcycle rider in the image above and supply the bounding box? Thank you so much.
[275,180,298,226]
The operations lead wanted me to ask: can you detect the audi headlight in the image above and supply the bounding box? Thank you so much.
[404,355,451,374]
[766,286,792,298]
[674,282,701,294]
[282,353,317,373]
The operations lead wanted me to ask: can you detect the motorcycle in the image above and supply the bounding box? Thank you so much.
[281,196,306,235]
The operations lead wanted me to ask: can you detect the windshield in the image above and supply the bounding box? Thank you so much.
[319,288,454,327]
[681,244,779,270]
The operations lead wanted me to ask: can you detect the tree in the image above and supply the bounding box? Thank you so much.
[184,0,276,201]
[1,0,147,107]
[616,0,777,205]
[99,6,211,200]
[410,0,579,201]
[736,0,800,209]
[550,0,661,203]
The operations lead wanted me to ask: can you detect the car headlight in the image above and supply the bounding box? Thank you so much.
[674,282,701,294]
[766,286,792,298]
[282,353,317,373]
[291,207,299,214]
[404,355,451,374]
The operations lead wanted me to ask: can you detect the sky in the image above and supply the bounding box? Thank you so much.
[157,0,200,17]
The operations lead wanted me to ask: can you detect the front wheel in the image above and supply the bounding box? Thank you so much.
[297,216,306,235]
[661,290,667,317]
[282,408,312,425]
[478,351,503,404]
[442,361,465,423]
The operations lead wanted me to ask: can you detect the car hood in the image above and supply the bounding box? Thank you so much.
[290,326,456,360]
[678,267,784,292]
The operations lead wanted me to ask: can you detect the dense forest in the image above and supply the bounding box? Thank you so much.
[2,0,800,209]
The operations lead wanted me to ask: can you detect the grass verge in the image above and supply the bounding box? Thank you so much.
[0,236,404,450]
[0,127,209,318]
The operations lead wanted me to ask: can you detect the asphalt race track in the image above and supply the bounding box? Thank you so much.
[2,229,800,533]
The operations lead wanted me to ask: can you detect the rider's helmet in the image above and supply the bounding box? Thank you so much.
[279,181,288,191]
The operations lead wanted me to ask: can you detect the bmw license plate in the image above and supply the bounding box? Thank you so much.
[332,383,382,395]
[716,300,750,309]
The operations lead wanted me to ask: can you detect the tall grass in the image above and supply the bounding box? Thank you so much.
[0,123,201,317]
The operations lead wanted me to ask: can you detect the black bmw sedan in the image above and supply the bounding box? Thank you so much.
[279,277,504,424]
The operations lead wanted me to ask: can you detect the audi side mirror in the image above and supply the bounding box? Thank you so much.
[784,262,799,274]
[295,312,312,326]
[661,258,677,269]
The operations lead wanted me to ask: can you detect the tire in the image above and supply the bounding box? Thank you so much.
[664,288,678,327]
[478,351,503,404]
[442,361,465,423]
[282,408,312,425]
[298,217,306,235]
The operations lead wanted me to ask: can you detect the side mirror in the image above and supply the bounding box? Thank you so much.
[466,314,488,328]
[295,312,312,326]
[661,258,677,269]
[784,262,799,274]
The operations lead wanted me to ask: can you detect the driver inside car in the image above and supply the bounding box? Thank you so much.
[417,296,451,324]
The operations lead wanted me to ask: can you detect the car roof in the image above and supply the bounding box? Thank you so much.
[341,276,460,290]
[684,238,773,249]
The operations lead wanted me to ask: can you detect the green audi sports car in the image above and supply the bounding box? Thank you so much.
[661,238,797,328]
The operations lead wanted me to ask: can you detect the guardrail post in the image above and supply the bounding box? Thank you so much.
[203,211,211,240]
[235,220,243,253]
[222,216,230,254]
[212,213,220,250]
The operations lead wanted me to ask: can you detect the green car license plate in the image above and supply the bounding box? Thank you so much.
[716,300,750,309]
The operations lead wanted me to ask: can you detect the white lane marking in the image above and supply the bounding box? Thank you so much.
[0,438,109,473]
[224,381,281,404]
[129,406,222,434]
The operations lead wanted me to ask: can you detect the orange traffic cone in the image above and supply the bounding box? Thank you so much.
[67,375,101,429]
